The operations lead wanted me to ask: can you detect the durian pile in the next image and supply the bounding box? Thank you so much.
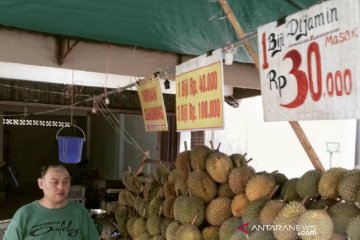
[114,144,360,240]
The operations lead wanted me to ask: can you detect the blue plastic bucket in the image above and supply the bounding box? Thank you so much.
[56,125,86,164]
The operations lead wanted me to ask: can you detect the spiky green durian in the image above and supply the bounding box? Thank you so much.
[218,183,235,198]
[297,209,333,240]
[219,217,243,240]
[165,221,181,240]
[230,153,249,167]
[338,169,360,203]
[346,215,360,240]
[273,201,306,240]
[133,217,149,238]
[250,230,276,240]
[228,166,256,194]
[318,167,347,199]
[175,149,191,173]
[206,197,232,226]
[260,200,285,225]
[146,215,163,236]
[175,224,202,240]
[245,173,276,202]
[190,145,212,170]
[206,151,233,183]
[187,170,217,203]
[281,178,300,202]
[231,194,249,217]
[242,198,268,230]
[329,202,360,234]
[173,196,205,227]
[202,226,220,240]
[296,170,322,199]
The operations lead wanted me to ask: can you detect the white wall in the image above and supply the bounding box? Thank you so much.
[209,96,356,178]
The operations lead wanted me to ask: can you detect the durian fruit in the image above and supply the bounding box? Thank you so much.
[318,167,347,199]
[242,198,268,229]
[187,170,217,203]
[330,233,347,240]
[174,174,188,196]
[272,172,288,198]
[168,169,187,184]
[228,166,256,194]
[231,194,250,217]
[297,209,333,240]
[115,205,129,234]
[202,226,220,240]
[126,216,138,239]
[245,173,276,202]
[144,180,161,199]
[148,196,163,217]
[133,217,149,238]
[250,230,276,240]
[281,178,300,202]
[329,202,360,235]
[162,196,176,219]
[206,197,232,226]
[115,205,128,223]
[273,201,307,240]
[306,199,336,210]
[146,215,163,236]
[338,169,360,203]
[162,182,176,199]
[122,171,143,193]
[165,221,181,240]
[155,162,170,185]
[175,146,192,174]
[296,170,322,199]
[206,151,233,183]
[218,183,235,198]
[134,232,152,240]
[137,198,150,218]
[150,235,165,240]
[175,223,202,240]
[190,145,212,170]
[160,218,172,238]
[346,215,360,240]
[219,217,243,240]
[118,190,135,207]
[173,196,205,227]
[260,199,285,225]
[230,153,249,168]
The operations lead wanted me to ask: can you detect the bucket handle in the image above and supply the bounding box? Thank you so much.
[56,124,86,141]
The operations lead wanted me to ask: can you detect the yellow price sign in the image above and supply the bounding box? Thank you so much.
[176,61,224,131]
[136,78,168,132]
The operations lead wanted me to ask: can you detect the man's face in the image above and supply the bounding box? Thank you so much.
[38,166,70,205]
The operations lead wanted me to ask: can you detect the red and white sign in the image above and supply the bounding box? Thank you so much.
[258,0,360,121]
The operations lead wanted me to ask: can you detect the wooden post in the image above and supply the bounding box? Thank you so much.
[218,0,325,172]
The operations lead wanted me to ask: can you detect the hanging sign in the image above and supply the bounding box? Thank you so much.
[258,0,360,121]
[175,48,224,131]
[136,78,168,132]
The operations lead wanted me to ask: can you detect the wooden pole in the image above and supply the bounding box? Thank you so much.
[218,0,325,172]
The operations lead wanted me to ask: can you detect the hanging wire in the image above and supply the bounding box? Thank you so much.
[0,83,91,98]
[95,97,148,156]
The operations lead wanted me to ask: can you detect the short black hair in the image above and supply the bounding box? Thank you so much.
[39,162,68,178]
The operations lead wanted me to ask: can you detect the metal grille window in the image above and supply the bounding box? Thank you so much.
[3,118,70,128]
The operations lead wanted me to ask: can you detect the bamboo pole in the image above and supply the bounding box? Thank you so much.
[218,0,325,172]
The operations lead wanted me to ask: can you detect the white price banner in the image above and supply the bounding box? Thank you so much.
[258,0,360,121]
